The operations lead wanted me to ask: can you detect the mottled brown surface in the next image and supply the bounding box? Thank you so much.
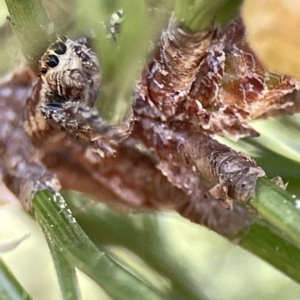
[133,113,265,207]
[0,68,250,236]
[0,69,60,213]
[3,17,300,237]
[139,19,300,139]
[139,17,214,118]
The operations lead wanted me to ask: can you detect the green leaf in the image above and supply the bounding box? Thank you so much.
[5,0,53,66]
[250,177,300,248]
[250,116,300,163]
[0,257,33,300]
[63,190,300,289]
[61,191,241,300]
[239,219,300,283]
[174,0,229,31]
[33,189,171,300]
[40,225,81,300]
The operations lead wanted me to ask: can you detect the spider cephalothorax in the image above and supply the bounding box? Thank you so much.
[39,36,101,106]
[24,36,133,151]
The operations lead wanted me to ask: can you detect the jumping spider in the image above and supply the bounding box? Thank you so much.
[24,36,132,157]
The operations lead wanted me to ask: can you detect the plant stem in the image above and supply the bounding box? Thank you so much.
[174,0,229,32]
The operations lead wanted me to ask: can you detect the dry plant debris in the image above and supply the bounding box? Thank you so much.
[1,16,299,236]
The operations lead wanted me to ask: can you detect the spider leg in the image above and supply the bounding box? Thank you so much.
[41,101,134,143]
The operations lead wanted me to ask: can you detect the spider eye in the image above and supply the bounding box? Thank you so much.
[40,67,47,74]
[46,55,59,68]
[53,42,67,55]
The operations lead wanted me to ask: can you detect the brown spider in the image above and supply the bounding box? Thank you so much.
[24,36,133,156]
[0,15,299,237]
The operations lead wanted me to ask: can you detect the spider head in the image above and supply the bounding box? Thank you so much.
[38,36,101,103]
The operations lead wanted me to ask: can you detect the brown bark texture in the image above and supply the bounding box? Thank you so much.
[1,17,300,237]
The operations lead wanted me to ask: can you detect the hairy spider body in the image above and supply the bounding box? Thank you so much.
[39,36,100,104]
[24,36,133,153]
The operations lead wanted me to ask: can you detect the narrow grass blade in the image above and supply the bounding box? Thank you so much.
[62,191,225,300]
[174,0,229,31]
[0,257,33,300]
[33,189,168,300]
[40,224,81,300]
[4,0,52,66]
[250,177,300,248]
[250,117,300,163]
[64,190,300,287]
[239,219,300,283]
